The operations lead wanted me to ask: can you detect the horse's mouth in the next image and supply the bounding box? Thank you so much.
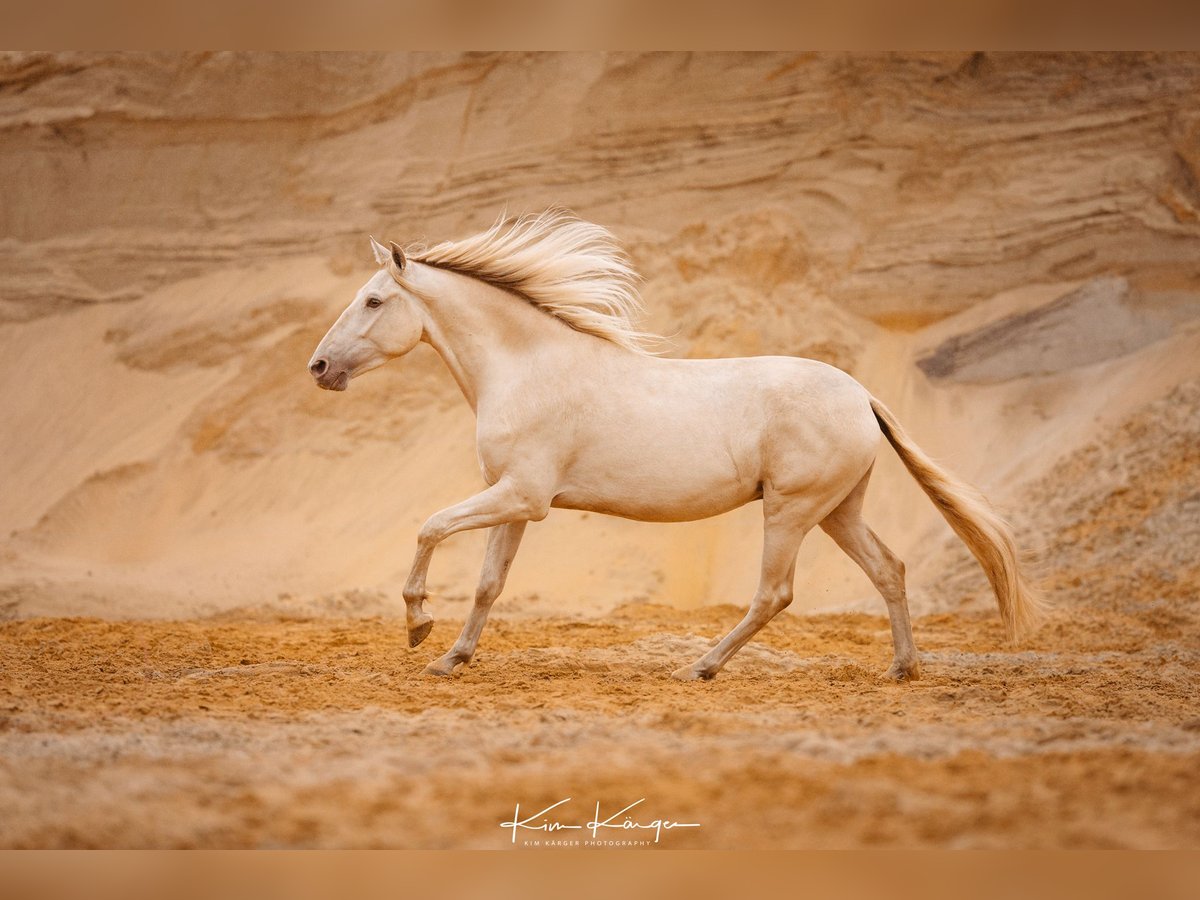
[317,370,351,392]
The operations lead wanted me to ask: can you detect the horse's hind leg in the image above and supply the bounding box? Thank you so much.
[671,494,812,682]
[820,467,921,681]
[423,521,527,677]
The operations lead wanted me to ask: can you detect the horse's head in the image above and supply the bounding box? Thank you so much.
[308,237,424,391]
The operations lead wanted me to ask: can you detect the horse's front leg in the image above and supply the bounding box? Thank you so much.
[423,520,527,676]
[403,478,547,648]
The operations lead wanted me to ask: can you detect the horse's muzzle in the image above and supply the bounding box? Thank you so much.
[308,357,349,391]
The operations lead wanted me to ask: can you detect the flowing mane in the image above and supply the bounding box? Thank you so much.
[398,209,658,354]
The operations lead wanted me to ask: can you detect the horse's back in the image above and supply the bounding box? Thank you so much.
[645,353,875,437]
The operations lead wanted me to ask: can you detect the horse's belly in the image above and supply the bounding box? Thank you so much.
[551,450,761,523]
[551,484,759,522]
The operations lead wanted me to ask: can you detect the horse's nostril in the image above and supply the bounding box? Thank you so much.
[310,358,328,377]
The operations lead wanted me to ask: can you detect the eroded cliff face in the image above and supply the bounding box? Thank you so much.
[1,51,1198,619]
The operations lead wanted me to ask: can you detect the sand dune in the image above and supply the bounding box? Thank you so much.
[3,52,1199,622]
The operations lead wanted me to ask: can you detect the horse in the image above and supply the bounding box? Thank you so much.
[308,209,1039,681]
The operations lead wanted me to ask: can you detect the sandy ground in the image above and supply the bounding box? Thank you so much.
[2,601,1197,849]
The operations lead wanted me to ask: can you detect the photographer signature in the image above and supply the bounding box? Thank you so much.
[501,797,701,843]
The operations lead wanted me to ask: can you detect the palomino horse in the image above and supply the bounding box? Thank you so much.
[309,210,1039,681]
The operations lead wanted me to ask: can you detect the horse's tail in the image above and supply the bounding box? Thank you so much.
[870,396,1041,641]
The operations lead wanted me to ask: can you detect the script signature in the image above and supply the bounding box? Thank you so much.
[500,797,701,844]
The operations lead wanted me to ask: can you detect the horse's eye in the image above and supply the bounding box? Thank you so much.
[366,297,382,309]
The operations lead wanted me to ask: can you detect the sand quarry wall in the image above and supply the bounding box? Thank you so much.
[1,51,1199,620]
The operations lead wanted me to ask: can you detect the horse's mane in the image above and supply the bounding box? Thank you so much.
[398,209,659,354]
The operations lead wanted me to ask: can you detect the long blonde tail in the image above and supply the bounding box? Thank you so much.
[870,396,1042,641]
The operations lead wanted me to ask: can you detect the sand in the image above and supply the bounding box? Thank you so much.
[1,601,1198,849]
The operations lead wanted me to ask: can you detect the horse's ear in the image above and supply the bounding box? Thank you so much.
[388,241,406,272]
[369,235,390,267]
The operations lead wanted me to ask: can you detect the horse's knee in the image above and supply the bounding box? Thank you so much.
[416,518,444,548]
[474,576,504,607]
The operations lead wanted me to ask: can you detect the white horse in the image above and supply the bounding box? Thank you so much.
[308,210,1039,681]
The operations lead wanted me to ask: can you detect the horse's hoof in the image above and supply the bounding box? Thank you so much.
[882,659,921,682]
[422,660,457,677]
[408,618,434,648]
[671,665,713,682]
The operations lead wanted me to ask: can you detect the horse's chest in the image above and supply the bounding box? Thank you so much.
[475,437,505,485]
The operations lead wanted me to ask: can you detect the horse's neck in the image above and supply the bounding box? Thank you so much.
[410,264,579,411]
